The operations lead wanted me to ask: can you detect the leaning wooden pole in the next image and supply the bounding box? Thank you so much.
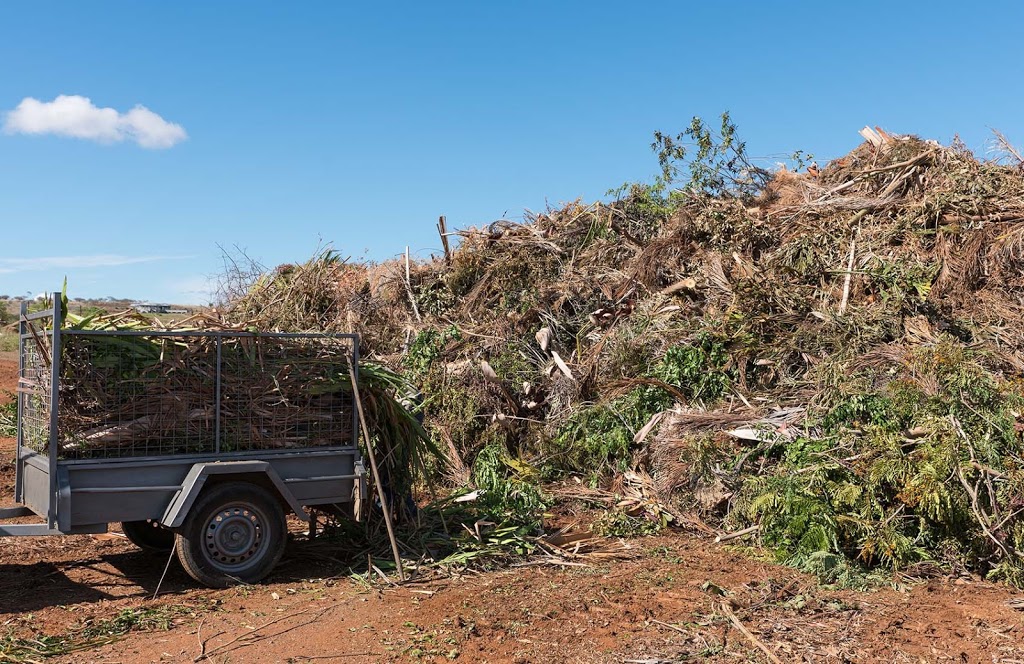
[348,361,406,582]
[437,215,451,264]
[404,246,422,323]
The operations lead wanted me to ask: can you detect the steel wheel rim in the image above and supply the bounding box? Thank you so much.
[202,502,267,572]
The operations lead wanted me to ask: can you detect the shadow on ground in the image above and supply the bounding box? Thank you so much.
[0,552,195,613]
[0,536,360,614]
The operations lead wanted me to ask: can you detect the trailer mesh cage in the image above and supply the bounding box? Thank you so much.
[18,317,52,456]
[19,310,359,460]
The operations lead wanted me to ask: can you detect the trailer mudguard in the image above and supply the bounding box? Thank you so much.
[161,460,308,528]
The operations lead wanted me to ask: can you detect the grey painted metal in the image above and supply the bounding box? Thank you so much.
[354,461,368,502]
[21,453,49,516]
[56,464,72,532]
[16,302,55,518]
[64,329,359,340]
[161,460,308,528]
[215,336,222,454]
[282,473,361,483]
[4,437,361,532]
[0,522,107,536]
[23,309,56,322]
[352,341,360,461]
[14,301,25,503]
[58,447,354,467]
[74,485,183,494]
[47,294,61,528]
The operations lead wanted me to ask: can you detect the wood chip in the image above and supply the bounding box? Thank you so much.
[633,412,664,444]
[535,326,551,352]
[659,277,697,296]
[550,351,573,380]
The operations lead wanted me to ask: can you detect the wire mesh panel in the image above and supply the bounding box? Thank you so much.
[54,332,357,459]
[219,336,356,452]
[58,333,217,458]
[19,321,53,455]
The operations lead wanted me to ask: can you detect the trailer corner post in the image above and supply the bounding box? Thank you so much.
[47,292,62,529]
[14,301,26,503]
[351,340,361,459]
[215,335,222,453]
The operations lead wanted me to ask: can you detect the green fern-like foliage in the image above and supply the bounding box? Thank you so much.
[729,343,1024,583]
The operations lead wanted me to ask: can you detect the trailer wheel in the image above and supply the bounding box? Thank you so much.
[175,482,287,588]
[121,520,175,552]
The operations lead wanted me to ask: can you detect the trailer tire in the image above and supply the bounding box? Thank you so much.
[121,520,175,552]
[174,482,287,588]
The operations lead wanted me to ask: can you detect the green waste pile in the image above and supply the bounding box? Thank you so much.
[228,118,1024,585]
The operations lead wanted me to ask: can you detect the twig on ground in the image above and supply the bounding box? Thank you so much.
[721,602,782,664]
[715,525,760,543]
[290,654,381,661]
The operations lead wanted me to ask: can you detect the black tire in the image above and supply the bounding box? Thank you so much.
[121,520,175,553]
[174,482,287,588]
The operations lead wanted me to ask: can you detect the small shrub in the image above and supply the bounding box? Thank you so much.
[656,332,734,403]
[605,182,676,244]
[651,112,770,201]
[404,326,461,379]
[471,441,546,530]
[547,399,645,476]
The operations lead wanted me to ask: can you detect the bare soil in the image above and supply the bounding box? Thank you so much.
[0,359,15,396]
[2,358,1024,662]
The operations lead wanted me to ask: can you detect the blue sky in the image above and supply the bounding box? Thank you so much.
[1,1,1022,303]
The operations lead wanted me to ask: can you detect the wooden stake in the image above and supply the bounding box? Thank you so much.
[839,212,865,315]
[347,361,406,582]
[437,215,451,264]
[404,246,422,323]
[714,524,759,543]
[839,235,856,315]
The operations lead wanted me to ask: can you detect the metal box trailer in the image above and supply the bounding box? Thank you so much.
[1,294,366,587]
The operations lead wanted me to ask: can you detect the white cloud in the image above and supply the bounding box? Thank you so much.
[3,95,187,149]
[0,254,192,274]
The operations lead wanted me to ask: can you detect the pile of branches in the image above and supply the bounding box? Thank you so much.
[224,121,1024,585]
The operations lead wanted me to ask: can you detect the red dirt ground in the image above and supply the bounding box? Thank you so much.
[2,358,1024,662]
[0,360,15,402]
